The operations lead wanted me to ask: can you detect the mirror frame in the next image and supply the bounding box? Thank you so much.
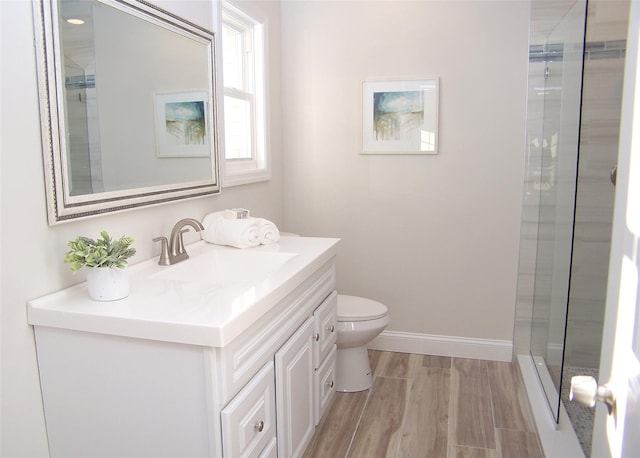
[32,0,220,224]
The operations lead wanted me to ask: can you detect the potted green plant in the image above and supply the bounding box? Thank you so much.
[64,231,136,301]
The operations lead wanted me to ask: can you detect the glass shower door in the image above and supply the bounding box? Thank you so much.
[529,0,587,423]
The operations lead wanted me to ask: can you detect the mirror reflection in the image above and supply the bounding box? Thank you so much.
[61,0,213,195]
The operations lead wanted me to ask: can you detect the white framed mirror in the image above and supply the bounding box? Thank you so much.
[33,0,220,224]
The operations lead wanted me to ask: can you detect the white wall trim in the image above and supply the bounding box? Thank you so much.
[368,330,513,362]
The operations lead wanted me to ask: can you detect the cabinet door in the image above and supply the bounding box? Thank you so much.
[275,316,315,458]
[221,362,276,458]
[313,291,337,368]
[314,344,337,425]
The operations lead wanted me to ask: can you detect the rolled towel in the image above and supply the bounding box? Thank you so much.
[257,218,280,245]
[202,212,261,249]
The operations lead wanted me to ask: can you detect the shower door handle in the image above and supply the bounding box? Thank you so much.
[610,166,617,186]
[569,375,616,415]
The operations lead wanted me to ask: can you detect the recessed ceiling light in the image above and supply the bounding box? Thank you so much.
[67,18,85,25]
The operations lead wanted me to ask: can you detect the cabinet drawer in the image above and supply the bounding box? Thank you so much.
[221,362,276,458]
[314,345,337,425]
[313,291,337,367]
[258,437,277,458]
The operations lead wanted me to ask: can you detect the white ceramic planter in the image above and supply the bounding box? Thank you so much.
[86,267,129,301]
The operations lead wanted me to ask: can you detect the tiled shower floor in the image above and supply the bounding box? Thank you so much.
[561,366,598,457]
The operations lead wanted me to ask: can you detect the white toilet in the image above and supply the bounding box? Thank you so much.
[335,294,390,392]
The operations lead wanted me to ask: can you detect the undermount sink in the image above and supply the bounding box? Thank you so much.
[150,248,297,287]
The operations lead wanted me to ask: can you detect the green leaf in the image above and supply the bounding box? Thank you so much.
[63,231,136,272]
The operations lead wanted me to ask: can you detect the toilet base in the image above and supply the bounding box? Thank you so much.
[335,346,373,392]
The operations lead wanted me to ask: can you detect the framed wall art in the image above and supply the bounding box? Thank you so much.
[362,78,439,155]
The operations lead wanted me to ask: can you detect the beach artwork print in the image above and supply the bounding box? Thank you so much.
[362,79,438,154]
[166,101,205,145]
[156,92,210,157]
[373,91,423,143]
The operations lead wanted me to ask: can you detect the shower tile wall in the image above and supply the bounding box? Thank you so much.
[564,1,628,369]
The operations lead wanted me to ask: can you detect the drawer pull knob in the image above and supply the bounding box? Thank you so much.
[329,324,335,333]
[255,420,265,432]
[328,380,334,388]
[314,333,320,342]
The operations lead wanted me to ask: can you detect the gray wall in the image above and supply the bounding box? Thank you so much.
[281,0,529,344]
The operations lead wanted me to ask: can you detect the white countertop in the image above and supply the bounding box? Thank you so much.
[28,236,340,347]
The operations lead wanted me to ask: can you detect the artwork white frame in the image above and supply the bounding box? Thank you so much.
[155,91,210,157]
[362,78,439,155]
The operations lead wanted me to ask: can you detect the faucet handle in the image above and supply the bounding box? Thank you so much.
[152,236,170,266]
[176,229,190,255]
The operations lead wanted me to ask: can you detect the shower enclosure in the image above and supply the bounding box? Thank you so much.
[516,0,628,456]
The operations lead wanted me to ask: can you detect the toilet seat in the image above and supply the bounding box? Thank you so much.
[337,295,388,322]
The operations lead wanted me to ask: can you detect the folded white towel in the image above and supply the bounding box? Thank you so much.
[202,212,261,249]
[202,211,281,248]
[257,218,280,244]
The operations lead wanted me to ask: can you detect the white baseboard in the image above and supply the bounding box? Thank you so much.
[368,330,513,362]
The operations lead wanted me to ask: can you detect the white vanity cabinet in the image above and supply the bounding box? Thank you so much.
[28,237,340,458]
[224,282,337,458]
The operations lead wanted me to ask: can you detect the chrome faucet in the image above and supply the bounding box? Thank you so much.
[153,218,205,265]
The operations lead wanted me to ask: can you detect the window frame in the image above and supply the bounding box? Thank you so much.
[221,2,270,186]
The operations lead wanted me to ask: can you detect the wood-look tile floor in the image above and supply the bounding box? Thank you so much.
[304,350,544,458]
